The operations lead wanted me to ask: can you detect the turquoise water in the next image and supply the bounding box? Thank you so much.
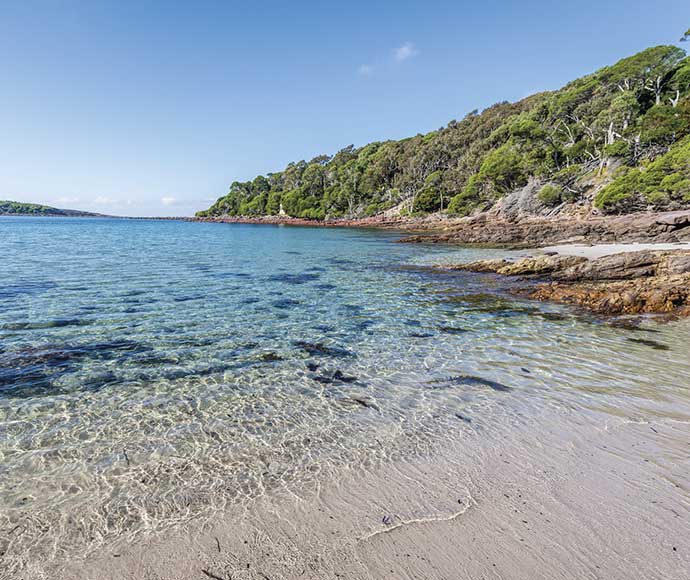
[2,217,690,574]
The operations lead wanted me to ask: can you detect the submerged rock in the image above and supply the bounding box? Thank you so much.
[312,369,358,384]
[338,395,379,411]
[626,338,670,351]
[293,341,355,358]
[429,374,512,392]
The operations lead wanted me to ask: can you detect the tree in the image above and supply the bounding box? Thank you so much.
[196,43,690,220]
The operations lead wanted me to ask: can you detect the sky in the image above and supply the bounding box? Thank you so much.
[1,1,689,217]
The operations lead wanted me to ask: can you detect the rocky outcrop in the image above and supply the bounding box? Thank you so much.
[656,211,690,228]
[553,251,660,281]
[525,275,690,316]
[447,249,690,317]
[194,209,690,249]
[446,254,586,276]
[399,210,690,247]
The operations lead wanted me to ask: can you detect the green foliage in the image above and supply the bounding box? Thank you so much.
[603,140,630,157]
[538,184,563,207]
[595,136,690,213]
[0,200,97,217]
[640,104,690,144]
[413,171,446,212]
[476,144,527,193]
[197,44,690,219]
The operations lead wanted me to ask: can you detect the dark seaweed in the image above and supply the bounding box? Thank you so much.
[267,273,321,285]
[272,298,301,309]
[429,374,512,392]
[626,338,670,351]
[293,341,355,358]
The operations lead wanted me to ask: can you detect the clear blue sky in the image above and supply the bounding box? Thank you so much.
[1,1,689,216]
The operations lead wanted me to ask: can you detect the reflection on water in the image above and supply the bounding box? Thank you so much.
[1,217,690,575]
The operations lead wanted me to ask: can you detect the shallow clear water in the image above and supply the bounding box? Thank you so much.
[1,217,690,574]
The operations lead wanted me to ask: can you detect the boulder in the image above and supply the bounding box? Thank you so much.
[656,211,690,228]
[664,253,690,275]
[445,259,510,273]
[555,250,660,281]
[496,255,586,276]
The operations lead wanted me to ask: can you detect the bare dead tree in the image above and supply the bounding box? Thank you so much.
[645,75,664,105]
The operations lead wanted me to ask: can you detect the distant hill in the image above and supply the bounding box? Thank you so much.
[0,200,107,217]
[198,44,690,220]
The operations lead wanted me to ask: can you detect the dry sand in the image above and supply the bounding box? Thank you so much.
[539,242,690,260]
[37,407,690,580]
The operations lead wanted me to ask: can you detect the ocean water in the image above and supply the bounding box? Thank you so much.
[1,217,690,575]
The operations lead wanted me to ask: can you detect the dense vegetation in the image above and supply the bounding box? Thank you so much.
[0,200,101,217]
[199,43,690,219]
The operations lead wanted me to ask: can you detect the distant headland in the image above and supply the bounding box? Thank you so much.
[0,200,109,218]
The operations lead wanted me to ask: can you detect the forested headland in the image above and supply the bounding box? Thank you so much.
[198,39,690,221]
[0,200,103,217]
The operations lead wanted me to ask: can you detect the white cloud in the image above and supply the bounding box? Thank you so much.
[53,196,80,205]
[93,196,118,205]
[394,42,418,62]
[358,64,373,76]
[161,196,177,206]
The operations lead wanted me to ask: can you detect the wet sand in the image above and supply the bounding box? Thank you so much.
[43,408,690,580]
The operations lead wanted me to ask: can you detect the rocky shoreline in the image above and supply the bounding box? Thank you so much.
[398,210,690,247]
[192,209,690,247]
[445,249,690,317]
[192,214,414,228]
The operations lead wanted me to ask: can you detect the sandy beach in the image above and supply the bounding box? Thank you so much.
[45,405,690,580]
[539,242,690,260]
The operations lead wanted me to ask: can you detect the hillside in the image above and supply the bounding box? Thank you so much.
[198,44,690,221]
[0,200,105,217]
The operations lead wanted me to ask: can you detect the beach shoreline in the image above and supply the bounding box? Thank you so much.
[4,219,690,580]
[47,405,690,580]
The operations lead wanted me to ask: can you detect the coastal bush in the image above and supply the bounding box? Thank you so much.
[413,187,443,212]
[447,175,484,216]
[413,171,446,212]
[595,137,690,212]
[647,191,671,209]
[640,104,690,145]
[196,44,690,219]
[603,141,630,158]
[538,184,563,207]
[266,191,282,214]
[552,164,583,183]
[475,144,527,194]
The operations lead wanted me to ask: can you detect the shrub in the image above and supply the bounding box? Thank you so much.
[604,141,630,158]
[413,188,443,212]
[647,191,670,209]
[300,207,325,220]
[266,191,282,214]
[538,184,563,207]
[595,137,690,212]
[477,144,526,193]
